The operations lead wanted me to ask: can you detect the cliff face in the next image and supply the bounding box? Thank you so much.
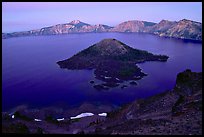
[144,20,176,33]
[2,20,113,38]
[109,20,156,32]
[93,69,202,135]
[39,21,113,34]
[153,19,202,41]
[110,19,202,41]
[3,19,202,41]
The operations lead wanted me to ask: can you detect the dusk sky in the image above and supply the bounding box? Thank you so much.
[2,2,202,33]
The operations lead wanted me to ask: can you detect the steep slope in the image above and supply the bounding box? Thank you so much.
[57,39,168,90]
[143,19,202,41]
[93,69,202,135]
[2,19,202,41]
[2,20,113,38]
[144,20,176,33]
[38,20,92,34]
[93,24,113,32]
[158,19,202,41]
[110,20,156,32]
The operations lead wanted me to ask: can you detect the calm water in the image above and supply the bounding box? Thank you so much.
[2,33,202,111]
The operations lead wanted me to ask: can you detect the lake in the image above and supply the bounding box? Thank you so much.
[2,33,202,112]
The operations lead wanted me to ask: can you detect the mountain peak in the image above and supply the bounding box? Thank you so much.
[178,19,201,26]
[94,39,128,55]
[70,20,81,24]
[180,19,191,22]
[159,19,171,24]
[95,24,103,26]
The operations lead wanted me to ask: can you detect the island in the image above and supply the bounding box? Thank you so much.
[57,38,169,90]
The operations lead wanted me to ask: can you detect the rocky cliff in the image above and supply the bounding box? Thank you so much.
[93,69,202,135]
[2,20,113,38]
[109,20,156,32]
[3,19,202,41]
[150,19,202,41]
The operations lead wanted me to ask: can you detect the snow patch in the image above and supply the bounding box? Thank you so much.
[116,78,120,81]
[34,119,42,122]
[134,76,141,79]
[71,20,80,24]
[98,113,107,117]
[57,118,65,121]
[104,76,111,79]
[70,112,94,119]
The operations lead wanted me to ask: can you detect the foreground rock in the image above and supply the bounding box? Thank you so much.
[2,69,201,134]
[2,103,113,134]
[57,38,168,90]
[92,69,202,135]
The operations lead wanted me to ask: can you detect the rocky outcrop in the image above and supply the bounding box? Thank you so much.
[152,19,202,41]
[93,69,202,135]
[109,20,156,32]
[144,20,176,33]
[110,19,202,41]
[93,24,113,32]
[57,38,168,90]
[3,19,202,41]
[2,20,113,38]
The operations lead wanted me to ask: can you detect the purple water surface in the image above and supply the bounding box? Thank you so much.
[2,33,202,111]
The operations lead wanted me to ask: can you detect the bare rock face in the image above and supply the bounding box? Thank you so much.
[146,19,202,41]
[3,19,201,41]
[93,69,202,135]
[57,38,168,90]
[93,24,113,32]
[110,20,156,32]
[70,20,81,24]
[144,20,176,33]
[2,20,113,38]
[37,21,113,34]
[163,19,202,41]
[93,39,128,56]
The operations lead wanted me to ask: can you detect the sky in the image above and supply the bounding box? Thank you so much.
[2,2,202,33]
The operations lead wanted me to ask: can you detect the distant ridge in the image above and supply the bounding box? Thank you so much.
[2,19,202,41]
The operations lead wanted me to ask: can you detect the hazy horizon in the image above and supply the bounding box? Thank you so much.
[2,2,202,33]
